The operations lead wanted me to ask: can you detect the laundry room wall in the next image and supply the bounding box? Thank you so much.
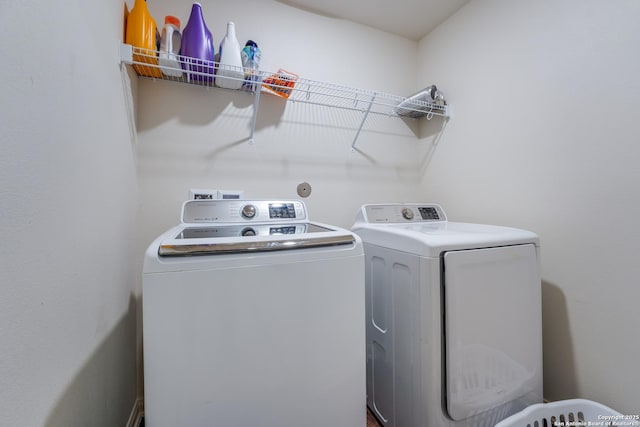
[0,1,138,426]
[134,0,424,252]
[416,0,640,413]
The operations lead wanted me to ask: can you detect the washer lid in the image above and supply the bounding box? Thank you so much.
[158,222,355,256]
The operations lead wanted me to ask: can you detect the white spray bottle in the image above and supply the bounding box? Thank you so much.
[216,22,244,89]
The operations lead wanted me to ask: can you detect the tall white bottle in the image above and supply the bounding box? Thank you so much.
[216,22,244,89]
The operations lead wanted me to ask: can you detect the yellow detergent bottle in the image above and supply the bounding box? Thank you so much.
[125,0,161,78]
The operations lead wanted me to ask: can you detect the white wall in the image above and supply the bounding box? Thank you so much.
[0,1,138,426]
[418,0,640,413]
[135,0,423,255]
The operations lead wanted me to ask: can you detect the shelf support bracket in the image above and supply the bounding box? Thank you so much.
[248,77,263,144]
[351,92,376,151]
[119,42,133,65]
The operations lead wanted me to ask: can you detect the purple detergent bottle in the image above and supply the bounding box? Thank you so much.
[180,2,214,83]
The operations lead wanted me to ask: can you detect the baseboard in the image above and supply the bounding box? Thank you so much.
[125,398,144,427]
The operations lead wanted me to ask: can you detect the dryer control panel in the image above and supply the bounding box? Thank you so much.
[360,203,447,223]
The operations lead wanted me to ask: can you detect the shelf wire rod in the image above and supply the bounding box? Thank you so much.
[248,77,263,144]
[351,92,376,151]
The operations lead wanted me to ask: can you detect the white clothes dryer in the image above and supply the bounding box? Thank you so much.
[352,203,543,427]
[143,199,366,427]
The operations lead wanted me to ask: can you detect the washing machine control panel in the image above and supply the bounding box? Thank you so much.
[362,204,447,223]
[181,200,307,223]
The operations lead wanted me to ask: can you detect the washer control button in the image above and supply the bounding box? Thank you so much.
[241,204,257,219]
[241,227,256,237]
[401,207,415,220]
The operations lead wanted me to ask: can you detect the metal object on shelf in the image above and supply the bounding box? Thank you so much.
[394,85,447,119]
[119,43,451,147]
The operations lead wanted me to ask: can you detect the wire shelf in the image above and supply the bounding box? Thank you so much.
[119,43,450,146]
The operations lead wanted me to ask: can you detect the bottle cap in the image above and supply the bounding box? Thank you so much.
[164,15,181,28]
[245,40,258,48]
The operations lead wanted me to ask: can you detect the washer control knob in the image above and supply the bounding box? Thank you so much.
[401,207,415,220]
[241,204,257,219]
[241,227,256,237]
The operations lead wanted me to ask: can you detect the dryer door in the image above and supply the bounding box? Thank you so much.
[443,244,542,421]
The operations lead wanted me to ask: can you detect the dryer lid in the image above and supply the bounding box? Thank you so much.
[353,224,539,258]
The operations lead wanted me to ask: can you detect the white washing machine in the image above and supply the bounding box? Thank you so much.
[351,203,543,427]
[143,199,366,427]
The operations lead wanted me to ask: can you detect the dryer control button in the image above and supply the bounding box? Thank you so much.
[401,207,415,220]
[242,204,257,219]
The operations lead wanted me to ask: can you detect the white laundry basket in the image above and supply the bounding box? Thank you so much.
[494,399,639,427]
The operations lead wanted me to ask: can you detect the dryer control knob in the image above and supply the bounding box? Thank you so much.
[401,207,414,220]
[241,204,257,219]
